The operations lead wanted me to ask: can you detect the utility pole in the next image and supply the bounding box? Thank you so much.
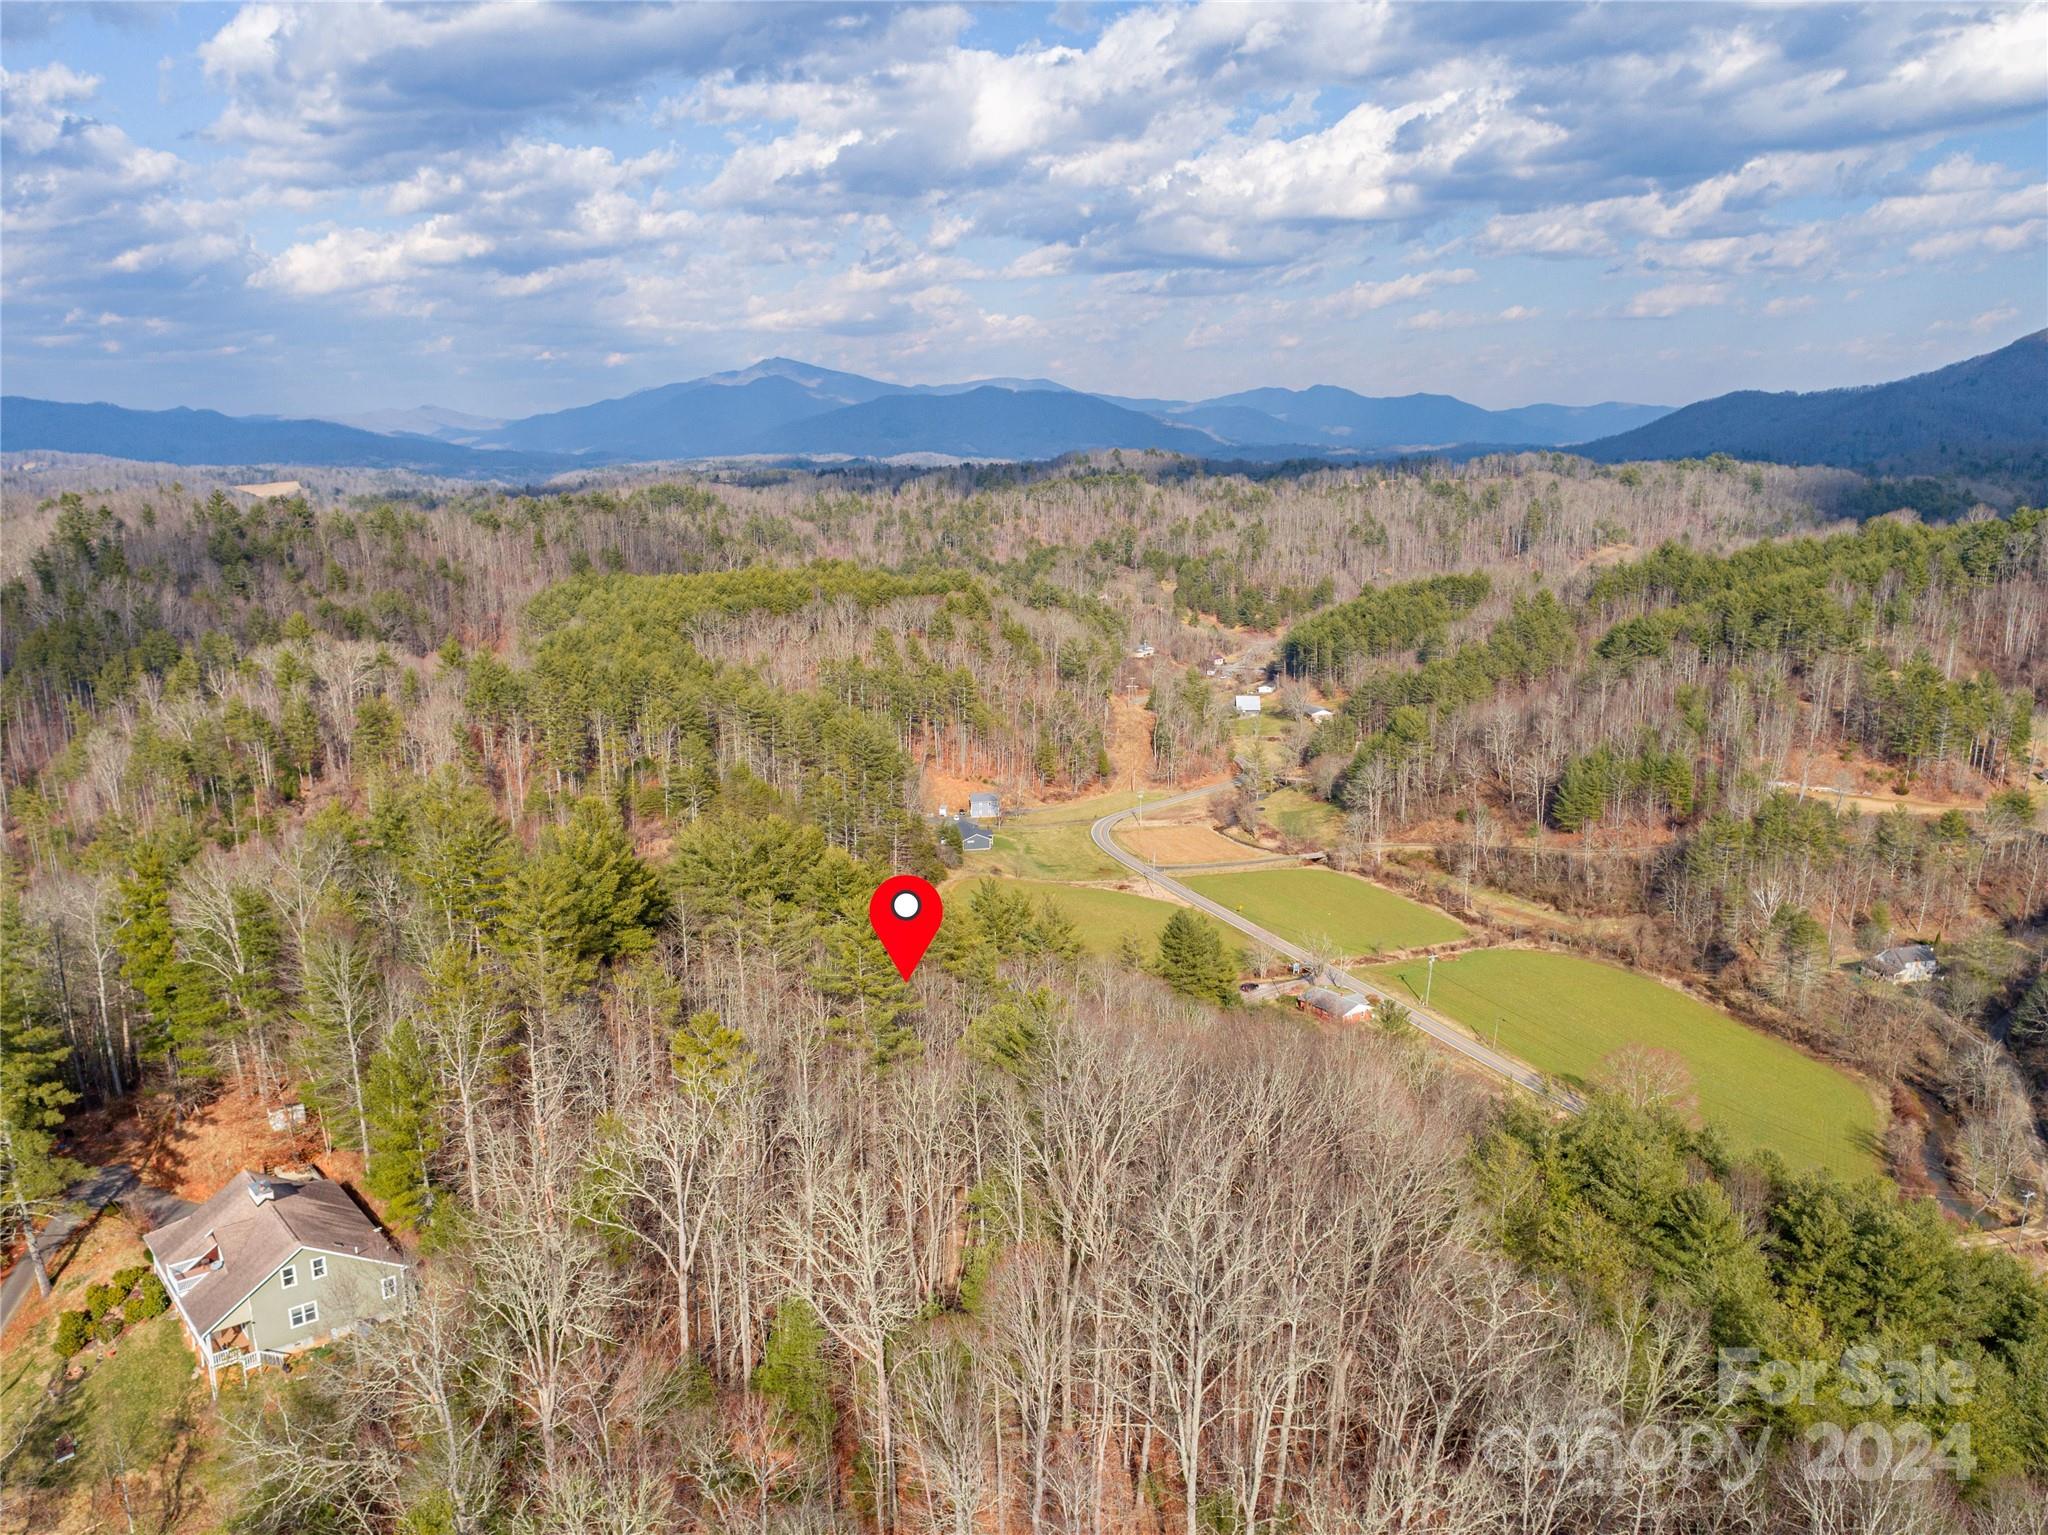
[1424,952,1436,1007]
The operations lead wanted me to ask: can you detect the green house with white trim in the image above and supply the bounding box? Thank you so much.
[143,1169,409,1392]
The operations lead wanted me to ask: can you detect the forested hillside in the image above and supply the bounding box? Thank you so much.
[3,451,2047,1534]
[1579,331,2048,484]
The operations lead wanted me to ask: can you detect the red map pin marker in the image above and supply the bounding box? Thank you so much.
[869,875,943,981]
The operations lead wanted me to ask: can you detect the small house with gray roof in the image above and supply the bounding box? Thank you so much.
[143,1169,409,1392]
[1863,943,1938,984]
[1298,986,1371,1022]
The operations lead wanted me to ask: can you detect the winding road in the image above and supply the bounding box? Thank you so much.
[1092,788,1577,1109]
[0,1164,194,1334]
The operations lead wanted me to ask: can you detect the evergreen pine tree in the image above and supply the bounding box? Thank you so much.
[114,832,221,1101]
[811,923,919,1068]
[754,1298,836,1456]
[0,865,83,1296]
[670,1009,753,1096]
[500,797,668,1006]
[1156,908,1237,1005]
[363,1018,444,1232]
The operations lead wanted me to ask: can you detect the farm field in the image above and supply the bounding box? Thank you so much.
[967,800,1126,881]
[1231,714,1291,745]
[948,877,1243,960]
[1368,949,1880,1178]
[1264,787,1343,842]
[1114,819,1268,866]
[1184,867,1465,957]
[965,781,1240,881]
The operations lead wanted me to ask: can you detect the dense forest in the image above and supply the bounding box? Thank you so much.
[3,450,2046,1535]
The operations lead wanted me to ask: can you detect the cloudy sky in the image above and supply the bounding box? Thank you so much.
[4,1,2044,418]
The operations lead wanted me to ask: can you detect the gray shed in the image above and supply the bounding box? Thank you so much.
[1864,943,1938,983]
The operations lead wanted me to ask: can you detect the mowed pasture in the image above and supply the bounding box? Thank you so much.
[1115,819,1267,866]
[1264,787,1343,842]
[948,877,1243,960]
[1369,949,1879,1178]
[1184,867,1465,957]
[970,801,1127,881]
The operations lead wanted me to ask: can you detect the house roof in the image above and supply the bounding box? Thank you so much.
[1867,943,1937,975]
[144,1170,404,1335]
[1301,987,1369,1016]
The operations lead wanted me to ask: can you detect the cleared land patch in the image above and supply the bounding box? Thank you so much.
[1368,948,1879,1178]
[1264,787,1343,842]
[948,876,1241,960]
[1184,867,1465,957]
[1115,820,1268,866]
[969,807,1124,881]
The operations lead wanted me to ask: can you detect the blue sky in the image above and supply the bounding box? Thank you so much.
[4,1,2044,418]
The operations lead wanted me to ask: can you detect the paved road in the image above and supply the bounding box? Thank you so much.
[1093,788,1578,1109]
[0,1165,195,1333]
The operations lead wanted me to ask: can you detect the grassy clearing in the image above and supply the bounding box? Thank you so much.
[963,789,1155,882]
[1264,788,1342,842]
[1368,948,1880,1178]
[948,876,1240,959]
[971,821,1120,882]
[77,1314,197,1478]
[1184,867,1465,957]
[3,1260,206,1534]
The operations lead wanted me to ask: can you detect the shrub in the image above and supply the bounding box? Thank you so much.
[93,1311,125,1345]
[84,1281,120,1322]
[125,1272,170,1322]
[109,1263,152,1295]
[53,1310,92,1359]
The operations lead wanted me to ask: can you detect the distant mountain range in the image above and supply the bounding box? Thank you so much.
[0,398,573,476]
[447,357,1664,462]
[4,333,2041,477]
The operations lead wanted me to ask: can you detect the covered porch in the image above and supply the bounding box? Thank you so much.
[204,1323,288,1390]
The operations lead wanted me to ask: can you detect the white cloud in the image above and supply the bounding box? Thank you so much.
[1622,282,1732,319]
[1931,304,2025,336]
[7,2,2046,411]
[255,218,491,296]
[1320,268,1477,317]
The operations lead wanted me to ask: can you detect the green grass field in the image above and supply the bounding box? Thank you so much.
[1232,714,1290,744]
[1368,949,1879,1178]
[948,876,1241,959]
[961,790,1165,882]
[968,818,1118,881]
[1264,787,1343,842]
[1183,867,1465,957]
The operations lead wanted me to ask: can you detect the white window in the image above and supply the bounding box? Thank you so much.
[288,1301,319,1330]
[380,1274,399,1301]
[280,1264,297,1289]
[309,1256,327,1280]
